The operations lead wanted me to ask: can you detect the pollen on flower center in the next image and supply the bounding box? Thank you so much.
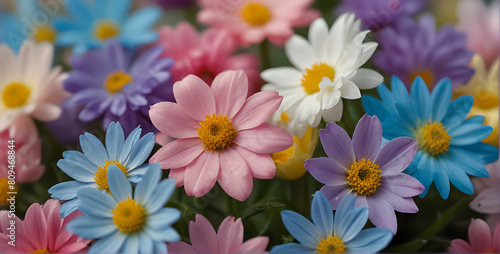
[409,69,435,89]
[317,236,346,253]
[280,112,290,123]
[33,25,56,43]
[94,21,120,41]
[347,158,381,195]
[94,160,128,193]
[198,114,237,151]
[29,248,50,253]
[416,121,451,156]
[2,82,31,108]
[112,197,146,233]
[240,3,272,26]
[301,62,336,95]
[104,71,133,94]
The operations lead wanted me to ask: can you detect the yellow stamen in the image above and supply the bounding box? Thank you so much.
[112,197,146,233]
[94,160,128,193]
[94,21,120,41]
[409,70,435,89]
[32,25,56,43]
[280,112,290,123]
[301,63,335,94]
[347,158,381,195]
[415,121,451,156]
[198,114,236,151]
[240,3,272,26]
[104,71,133,94]
[29,248,49,253]
[2,83,31,108]
[317,236,346,253]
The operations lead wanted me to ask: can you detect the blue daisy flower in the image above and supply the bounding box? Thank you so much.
[67,163,181,254]
[49,121,156,217]
[272,192,393,253]
[362,76,499,198]
[53,0,161,54]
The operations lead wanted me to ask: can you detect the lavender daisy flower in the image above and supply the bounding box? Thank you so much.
[305,114,424,234]
[374,15,475,89]
[336,0,426,32]
[64,40,174,134]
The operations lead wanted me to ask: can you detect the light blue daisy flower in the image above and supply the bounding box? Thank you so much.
[67,163,181,254]
[53,0,161,54]
[272,192,393,253]
[362,76,499,199]
[49,121,156,217]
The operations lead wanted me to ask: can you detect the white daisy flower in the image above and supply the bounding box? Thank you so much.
[262,14,383,138]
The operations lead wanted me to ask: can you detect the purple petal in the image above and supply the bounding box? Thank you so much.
[305,157,347,186]
[105,40,128,71]
[377,188,419,213]
[320,186,350,210]
[381,173,424,197]
[374,137,418,175]
[320,123,355,167]
[366,195,397,234]
[352,114,382,161]
[110,95,127,116]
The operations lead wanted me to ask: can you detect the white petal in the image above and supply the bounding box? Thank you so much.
[350,68,384,90]
[322,99,344,123]
[285,35,316,71]
[339,78,361,99]
[261,67,303,87]
[308,18,330,61]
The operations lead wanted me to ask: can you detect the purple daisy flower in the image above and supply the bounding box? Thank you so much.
[374,15,475,89]
[336,0,426,32]
[305,114,424,234]
[64,40,174,134]
[151,0,196,8]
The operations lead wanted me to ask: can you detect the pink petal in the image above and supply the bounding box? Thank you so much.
[469,187,500,214]
[150,138,204,169]
[233,145,275,179]
[41,199,60,219]
[233,123,293,153]
[469,218,492,253]
[239,236,269,253]
[190,214,219,253]
[149,102,199,139]
[167,241,197,254]
[217,217,244,253]
[366,195,397,234]
[184,151,219,198]
[31,103,62,122]
[218,147,253,201]
[449,239,474,253]
[23,203,48,249]
[211,70,248,118]
[232,90,282,130]
[46,209,62,252]
[169,167,186,187]
[173,75,216,121]
[492,222,500,251]
[55,242,89,253]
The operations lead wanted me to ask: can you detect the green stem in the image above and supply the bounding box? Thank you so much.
[260,40,271,70]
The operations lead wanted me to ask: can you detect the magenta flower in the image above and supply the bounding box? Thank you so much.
[0,199,90,253]
[449,218,500,253]
[155,22,262,95]
[168,214,269,253]
[305,114,424,234]
[197,0,320,46]
[149,70,293,201]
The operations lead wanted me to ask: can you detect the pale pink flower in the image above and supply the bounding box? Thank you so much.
[168,214,269,253]
[197,0,320,46]
[470,161,500,227]
[457,0,500,66]
[156,22,262,95]
[449,218,500,253]
[0,199,90,253]
[149,70,293,201]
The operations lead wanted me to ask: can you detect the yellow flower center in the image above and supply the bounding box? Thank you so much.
[29,248,49,253]
[240,3,272,26]
[347,158,381,195]
[104,71,133,94]
[2,83,31,108]
[32,25,56,43]
[317,236,346,253]
[409,69,435,89]
[94,160,128,193]
[112,197,146,233]
[280,112,290,123]
[198,114,236,152]
[94,21,120,41]
[271,144,294,164]
[301,63,336,95]
[415,121,451,156]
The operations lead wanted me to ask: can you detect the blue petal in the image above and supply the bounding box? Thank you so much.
[394,103,419,127]
[448,123,492,146]
[444,159,474,195]
[414,156,434,198]
[433,158,450,199]
[122,7,161,35]
[66,216,116,239]
[441,95,473,129]
[310,191,334,238]
[80,132,110,167]
[58,150,98,181]
[107,165,132,201]
[459,143,499,164]
[144,178,176,213]
[333,194,356,236]
[362,95,385,117]
[144,227,180,242]
[271,243,313,253]
[410,77,431,120]
[127,163,150,183]
[122,234,139,254]
[49,181,95,200]
[390,76,411,105]
[64,0,92,22]
[337,206,369,242]
[430,78,452,122]
[124,132,155,169]
[108,0,132,22]
[88,231,127,254]
[119,126,142,163]
[77,188,116,218]
[121,31,158,48]
[346,227,393,252]
[447,147,490,177]
[146,208,181,230]
[59,199,79,218]
[105,121,125,160]
[139,233,154,254]
[463,115,485,124]
[281,210,321,249]
[134,163,161,205]
[153,239,168,254]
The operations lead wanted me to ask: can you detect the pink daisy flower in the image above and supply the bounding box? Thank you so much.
[155,22,262,95]
[197,0,320,46]
[449,218,500,253]
[168,214,269,253]
[149,70,293,201]
[0,199,90,253]
[470,161,500,227]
